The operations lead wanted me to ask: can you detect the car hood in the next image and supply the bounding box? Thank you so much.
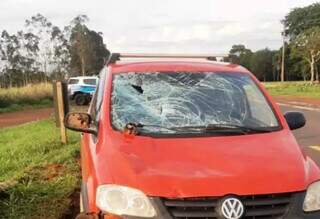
[96,129,320,197]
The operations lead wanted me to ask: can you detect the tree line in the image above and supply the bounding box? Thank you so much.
[1,2,319,88]
[227,3,320,82]
[0,14,109,88]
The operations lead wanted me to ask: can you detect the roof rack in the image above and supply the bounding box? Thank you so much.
[106,53,228,65]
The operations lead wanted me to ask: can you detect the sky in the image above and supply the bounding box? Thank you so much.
[0,0,318,53]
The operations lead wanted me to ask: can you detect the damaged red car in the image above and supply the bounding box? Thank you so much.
[65,53,320,219]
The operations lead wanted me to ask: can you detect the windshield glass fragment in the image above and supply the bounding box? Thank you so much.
[111,72,279,135]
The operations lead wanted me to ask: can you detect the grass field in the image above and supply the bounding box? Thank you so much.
[0,119,81,219]
[0,83,53,113]
[263,81,320,98]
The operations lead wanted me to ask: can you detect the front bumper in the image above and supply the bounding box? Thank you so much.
[116,192,320,219]
[80,192,320,219]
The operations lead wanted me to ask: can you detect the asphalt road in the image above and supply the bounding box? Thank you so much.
[280,105,320,166]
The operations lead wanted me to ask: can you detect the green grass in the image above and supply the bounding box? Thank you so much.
[0,83,53,114]
[0,119,81,219]
[263,81,320,98]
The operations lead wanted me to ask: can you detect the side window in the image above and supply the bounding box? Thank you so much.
[244,84,277,126]
[68,79,79,84]
[83,79,97,85]
[90,68,107,124]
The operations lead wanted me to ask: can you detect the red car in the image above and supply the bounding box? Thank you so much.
[65,54,320,219]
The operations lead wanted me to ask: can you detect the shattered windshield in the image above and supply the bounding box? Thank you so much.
[111,72,279,135]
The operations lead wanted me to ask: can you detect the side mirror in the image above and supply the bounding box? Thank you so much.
[284,111,306,130]
[64,112,97,135]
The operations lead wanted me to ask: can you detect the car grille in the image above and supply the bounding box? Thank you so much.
[161,193,293,219]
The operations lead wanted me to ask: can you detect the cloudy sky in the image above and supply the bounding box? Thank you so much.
[1,0,318,53]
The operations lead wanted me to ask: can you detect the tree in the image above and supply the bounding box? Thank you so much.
[282,3,320,82]
[69,15,90,76]
[17,31,40,85]
[0,13,111,87]
[228,45,253,69]
[69,15,110,76]
[51,26,70,79]
[25,14,55,80]
[0,31,22,87]
[249,48,275,81]
[0,33,10,88]
[292,27,320,82]
[283,3,320,40]
[271,50,281,81]
[286,44,309,81]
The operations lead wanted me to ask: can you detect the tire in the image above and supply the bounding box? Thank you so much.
[84,95,91,105]
[75,93,87,106]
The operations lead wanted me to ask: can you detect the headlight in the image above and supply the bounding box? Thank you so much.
[303,181,320,212]
[96,185,156,217]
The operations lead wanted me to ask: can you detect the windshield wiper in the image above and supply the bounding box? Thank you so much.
[172,124,273,134]
[124,123,273,136]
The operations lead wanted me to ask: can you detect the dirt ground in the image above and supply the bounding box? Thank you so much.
[0,108,54,129]
[0,102,88,129]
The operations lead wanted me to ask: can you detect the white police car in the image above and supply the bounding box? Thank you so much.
[68,76,98,105]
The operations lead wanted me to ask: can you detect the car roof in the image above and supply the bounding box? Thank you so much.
[108,60,250,74]
[69,76,98,79]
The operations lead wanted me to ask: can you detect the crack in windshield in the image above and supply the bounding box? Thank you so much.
[111,72,279,135]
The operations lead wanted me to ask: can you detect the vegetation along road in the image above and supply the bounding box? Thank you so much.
[0,119,81,218]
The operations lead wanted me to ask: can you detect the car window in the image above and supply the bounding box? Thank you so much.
[243,85,276,127]
[68,79,79,84]
[83,79,97,85]
[111,72,279,134]
[90,69,106,124]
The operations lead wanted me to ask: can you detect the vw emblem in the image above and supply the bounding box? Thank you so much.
[220,197,244,219]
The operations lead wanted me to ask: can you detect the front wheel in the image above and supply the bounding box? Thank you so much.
[74,93,87,106]
[84,95,91,105]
